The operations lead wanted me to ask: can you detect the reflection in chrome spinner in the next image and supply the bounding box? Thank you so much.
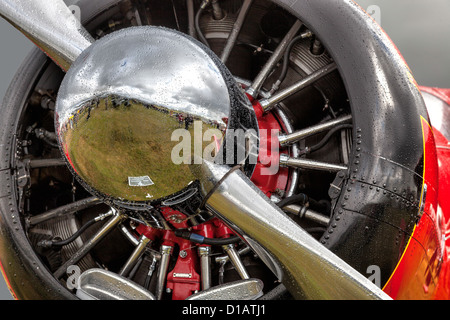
[55,26,258,205]
[0,0,93,71]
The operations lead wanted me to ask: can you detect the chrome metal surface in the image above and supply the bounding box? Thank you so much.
[235,78,299,197]
[215,246,252,264]
[275,107,300,197]
[155,245,173,300]
[76,268,155,300]
[283,204,330,226]
[259,62,338,112]
[119,235,151,277]
[223,244,250,279]
[211,0,225,20]
[278,114,353,147]
[220,0,253,64]
[198,246,212,290]
[187,0,196,38]
[246,20,302,98]
[0,0,426,302]
[191,159,391,300]
[55,26,257,205]
[279,154,348,172]
[27,196,102,226]
[28,158,66,168]
[54,209,125,279]
[0,0,93,71]
[120,225,141,246]
[187,278,264,300]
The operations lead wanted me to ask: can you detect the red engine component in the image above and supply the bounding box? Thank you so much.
[248,94,290,197]
[136,217,242,299]
[134,97,290,300]
[164,232,201,300]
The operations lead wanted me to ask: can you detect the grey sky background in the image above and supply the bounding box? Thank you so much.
[0,0,449,300]
[356,0,450,88]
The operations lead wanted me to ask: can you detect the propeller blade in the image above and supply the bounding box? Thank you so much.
[0,0,94,71]
[187,279,264,300]
[76,268,155,300]
[192,160,392,300]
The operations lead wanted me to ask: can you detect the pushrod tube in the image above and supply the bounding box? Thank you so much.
[278,114,353,146]
[246,20,303,98]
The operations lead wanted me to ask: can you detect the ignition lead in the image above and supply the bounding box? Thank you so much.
[174,230,241,246]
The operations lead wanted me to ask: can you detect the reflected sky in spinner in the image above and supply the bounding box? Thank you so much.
[55,27,235,202]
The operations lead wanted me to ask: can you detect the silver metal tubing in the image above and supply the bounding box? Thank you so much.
[260,62,338,112]
[27,196,102,226]
[76,268,155,300]
[187,0,196,38]
[120,225,141,246]
[279,154,348,173]
[283,204,330,226]
[190,159,391,299]
[220,0,253,64]
[246,20,302,98]
[155,245,173,300]
[144,255,159,289]
[55,26,238,204]
[222,244,250,279]
[275,107,300,197]
[215,246,252,264]
[29,158,66,168]
[0,0,94,71]
[196,0,212,47]
[233,79,299,197]
[119,235,151,277]
[278,114,353,147]
[54,210,125,279]
[198,246,212,290]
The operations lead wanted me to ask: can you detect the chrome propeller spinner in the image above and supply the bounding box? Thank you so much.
[55,26,258,207]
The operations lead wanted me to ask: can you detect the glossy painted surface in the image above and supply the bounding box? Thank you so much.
[381,88,450,299]
[433,127,450,299]
[382,116,441,299]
